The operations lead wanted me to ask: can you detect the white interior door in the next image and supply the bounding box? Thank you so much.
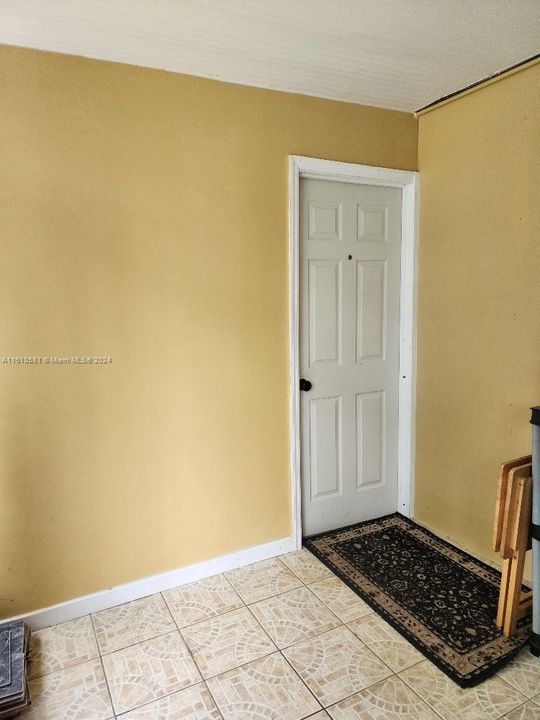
[300,178,402,536]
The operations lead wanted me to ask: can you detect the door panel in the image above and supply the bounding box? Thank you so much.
[356,390,384,489]
[309,260,342,366]
[309,396,342,500]
[309,200,342,241]
[357,205,388,242]
[356,260,386,362]
[300,178,401,536]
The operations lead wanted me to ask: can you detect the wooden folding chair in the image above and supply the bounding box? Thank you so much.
[493,455,531,553]
[493,457,533,636]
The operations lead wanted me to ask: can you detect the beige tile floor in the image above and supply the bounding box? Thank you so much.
[26,548,540,719]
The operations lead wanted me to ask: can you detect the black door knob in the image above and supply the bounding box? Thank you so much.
[300,378,312,392]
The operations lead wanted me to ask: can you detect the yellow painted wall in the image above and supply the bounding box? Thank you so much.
[0,45,416,617]
[415,62,540,567]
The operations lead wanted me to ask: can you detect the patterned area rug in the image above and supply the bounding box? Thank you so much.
[304,513,531,687]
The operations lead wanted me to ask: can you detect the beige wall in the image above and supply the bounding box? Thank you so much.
[415,62,540,567]
[0,45,417,617]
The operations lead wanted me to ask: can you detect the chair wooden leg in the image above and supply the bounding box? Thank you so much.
[496,557,512,628]
[503,549,526,636]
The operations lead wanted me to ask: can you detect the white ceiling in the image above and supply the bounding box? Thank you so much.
[0,0,538,112]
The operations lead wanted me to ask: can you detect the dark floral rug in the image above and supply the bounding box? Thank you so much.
[304,513,531,687]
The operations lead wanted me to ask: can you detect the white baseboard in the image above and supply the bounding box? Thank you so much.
[7,535,296,631]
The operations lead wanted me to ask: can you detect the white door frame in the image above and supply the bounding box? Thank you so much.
[289,155,419,550]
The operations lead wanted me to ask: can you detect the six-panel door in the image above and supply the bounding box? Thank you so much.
[300,178,402,535]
